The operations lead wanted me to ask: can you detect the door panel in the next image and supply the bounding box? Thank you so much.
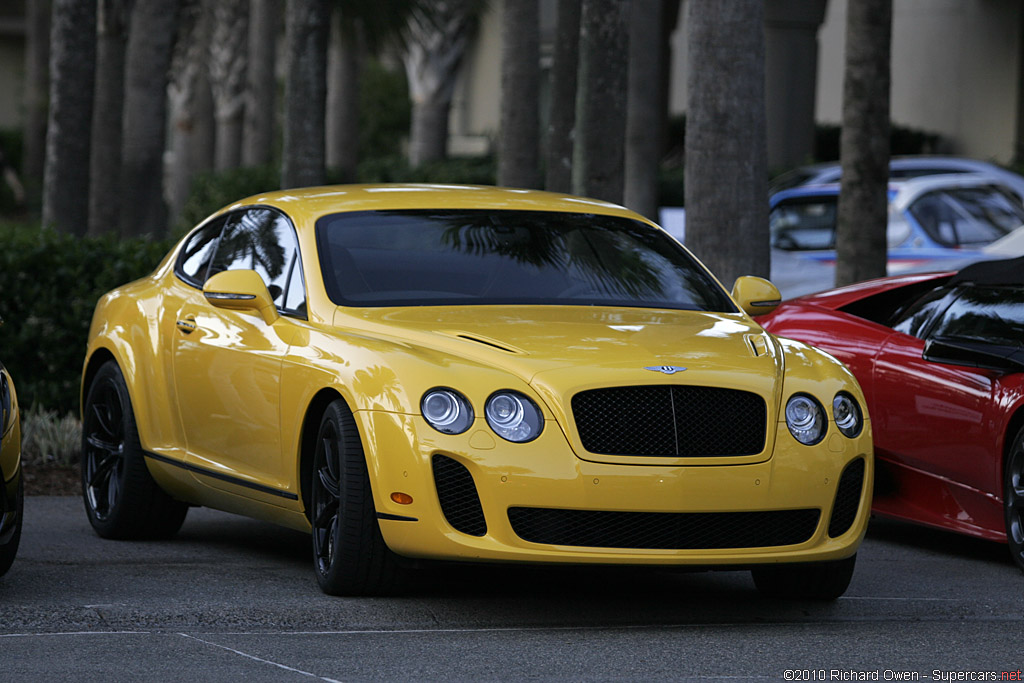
[172,300,289,495]
[873,332,996,493]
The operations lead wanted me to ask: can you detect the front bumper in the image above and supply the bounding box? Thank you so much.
[360,411,873,566]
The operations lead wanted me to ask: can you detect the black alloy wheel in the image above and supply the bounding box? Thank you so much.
[1005,427,1024,573]
[310,399,400,596]
[83,370,127,523]
[81,362,187,539]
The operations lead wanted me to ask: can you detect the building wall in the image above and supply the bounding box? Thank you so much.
[448,0,503,156]
[815,0,1022,163]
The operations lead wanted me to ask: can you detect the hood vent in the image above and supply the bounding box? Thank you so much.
[453,333,524,355]
[746,333,770,357]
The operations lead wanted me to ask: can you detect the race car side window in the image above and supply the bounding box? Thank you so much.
[176,215,230,287]
[926,286,1024,346]
[891,285,956,339]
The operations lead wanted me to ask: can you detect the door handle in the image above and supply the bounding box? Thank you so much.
[176,318,197,334]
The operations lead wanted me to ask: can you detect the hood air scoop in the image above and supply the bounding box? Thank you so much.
[451,332,525,355]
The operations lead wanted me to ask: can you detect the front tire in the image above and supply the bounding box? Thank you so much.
[310,399,400,595]
[81,361,188,539]
[0,475,23,577]
[751,554,856,600]
[1004,427,1024,573]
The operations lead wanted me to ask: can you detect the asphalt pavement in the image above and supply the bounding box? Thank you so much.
[1,496,1021,681]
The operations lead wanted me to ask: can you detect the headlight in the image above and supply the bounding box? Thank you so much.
[485,391,543,443]
[832,392,863,438]
[421,388,474,434]
[785,394,826,445]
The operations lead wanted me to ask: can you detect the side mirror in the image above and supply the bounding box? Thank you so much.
[731,276,782,316]
[203,270,279,325]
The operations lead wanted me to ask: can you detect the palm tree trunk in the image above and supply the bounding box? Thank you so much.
[544,0,580,194]
[835,0,892,287]
[120,0,181,238]
[243,0,281,167]
[168,0,215,226]
[498,0,540,189]
[42,0,96,235]
[281,0,329,189]
[326,12,364,183]
[402,3,478,168]
[684,0,769,287]
[88,0,132,236]
[210,0,249,171]
[23,0,51,209]
[624,0,663,221]
[572,0,630,204]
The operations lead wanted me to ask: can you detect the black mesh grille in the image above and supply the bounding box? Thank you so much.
[432,455,487,537]
[571,385,767,456]
[828,458,865,538]
[507,507,820,550]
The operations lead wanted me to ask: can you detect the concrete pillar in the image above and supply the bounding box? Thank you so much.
[765,0,828,172]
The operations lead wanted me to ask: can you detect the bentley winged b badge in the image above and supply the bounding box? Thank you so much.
[645,365,688,375]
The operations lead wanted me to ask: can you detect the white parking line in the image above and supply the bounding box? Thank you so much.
[0,631,150,638]
[178,632,343,682]
[839,596,960,601]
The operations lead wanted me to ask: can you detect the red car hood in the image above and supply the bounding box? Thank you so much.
[776,271,954,311]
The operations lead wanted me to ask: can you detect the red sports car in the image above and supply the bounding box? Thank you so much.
[758,256,1024,572]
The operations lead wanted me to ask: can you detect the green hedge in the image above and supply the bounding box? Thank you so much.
[0,224,172,414]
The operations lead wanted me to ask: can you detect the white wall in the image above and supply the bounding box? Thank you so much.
[816,0,1022,163]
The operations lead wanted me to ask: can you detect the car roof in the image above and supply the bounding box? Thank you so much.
[769,173,1015,208]
[218,184,644,225]
[771,156,1024,198]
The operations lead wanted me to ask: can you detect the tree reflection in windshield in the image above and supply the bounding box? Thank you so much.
[315,209,736,312]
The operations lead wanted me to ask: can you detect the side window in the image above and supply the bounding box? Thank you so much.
[207,207,307,317]
[769,198,837,251]
[891,285,955,339]
[176,216,229,287]
[927,286,1024,346]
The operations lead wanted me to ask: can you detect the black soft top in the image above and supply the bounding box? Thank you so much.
[949,256,1024,286]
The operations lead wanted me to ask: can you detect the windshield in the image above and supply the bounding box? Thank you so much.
[315,210,736,312]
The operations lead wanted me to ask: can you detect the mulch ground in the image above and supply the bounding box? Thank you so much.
[22,464,80,496]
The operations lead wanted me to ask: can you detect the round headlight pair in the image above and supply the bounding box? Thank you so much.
[421,388,543,443]
[784,392,863,445]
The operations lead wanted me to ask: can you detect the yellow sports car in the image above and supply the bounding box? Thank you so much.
[81,185,873,598]
[1,322,23,578]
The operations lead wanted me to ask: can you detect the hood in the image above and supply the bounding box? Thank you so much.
[336,304,783,426]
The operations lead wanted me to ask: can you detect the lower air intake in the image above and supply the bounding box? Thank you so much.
[432,454,487,537]
[507,507,820,550]
[828,458,866,538]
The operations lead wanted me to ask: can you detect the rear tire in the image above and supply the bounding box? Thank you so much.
[81,361,188,539]
[1004,427,1024,573]
[752,554,856,600]
[310,399,401,595]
